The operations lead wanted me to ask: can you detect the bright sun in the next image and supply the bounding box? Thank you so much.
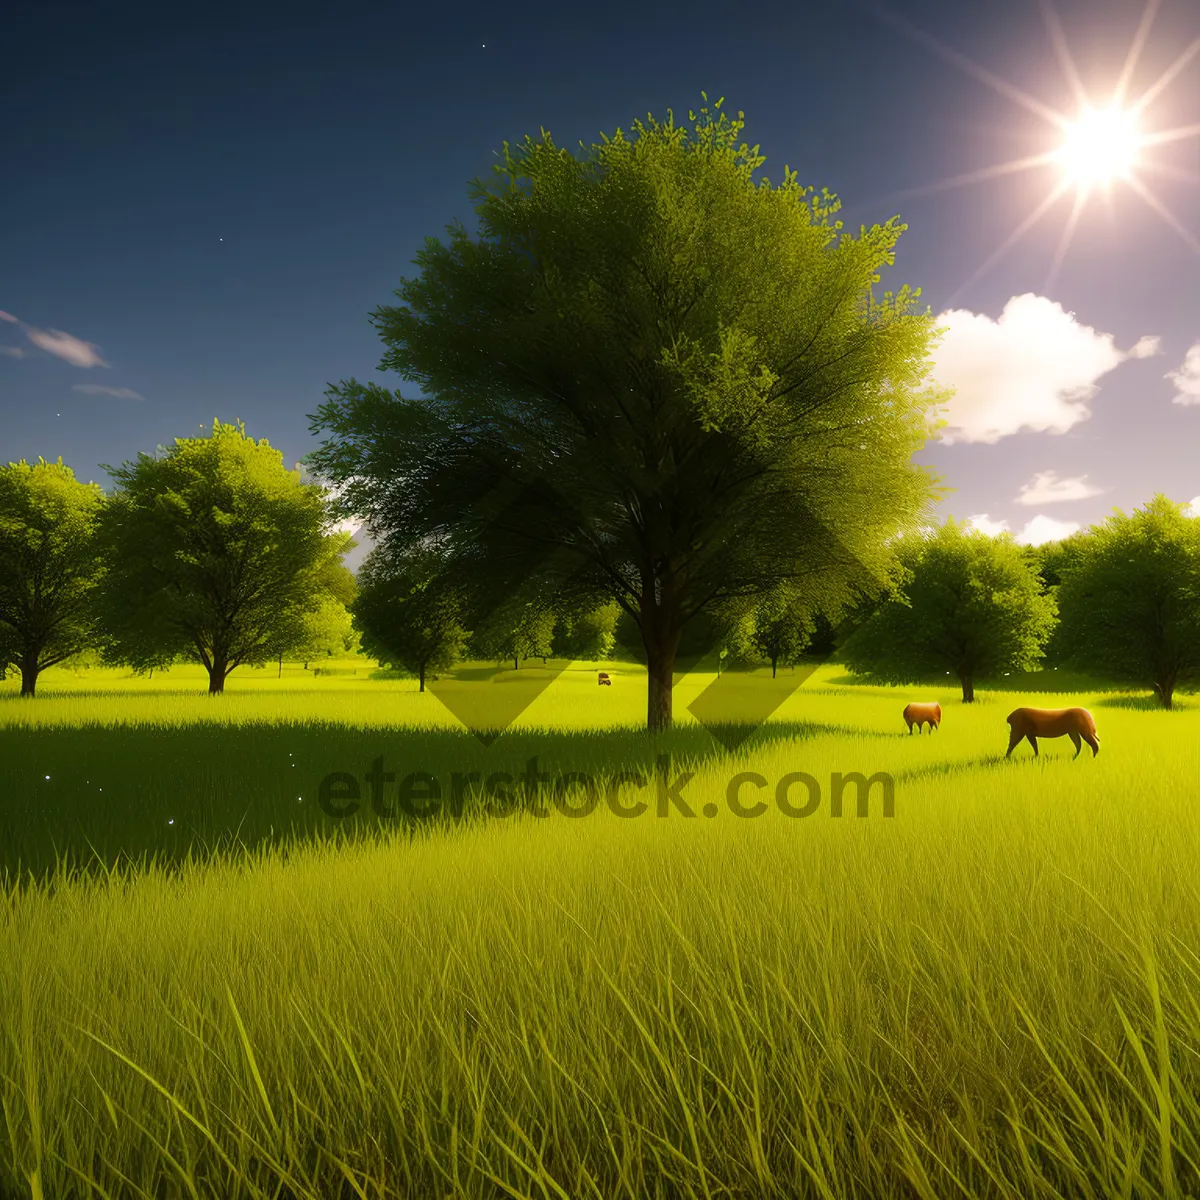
[1056,105,1143,187]
[876,0,1200,297]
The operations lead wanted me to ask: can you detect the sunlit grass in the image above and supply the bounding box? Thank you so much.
[2,661,1198,1197]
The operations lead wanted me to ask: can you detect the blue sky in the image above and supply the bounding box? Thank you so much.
[3,0,1198,554]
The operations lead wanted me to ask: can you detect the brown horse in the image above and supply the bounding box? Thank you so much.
[903,702,941,733]
[1006,707,1099,759]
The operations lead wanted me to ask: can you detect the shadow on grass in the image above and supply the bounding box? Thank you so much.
[0,717,851,883]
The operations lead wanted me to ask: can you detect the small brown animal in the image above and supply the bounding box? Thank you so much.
[598,672,612,686]
[1006,707,1099,759]
[903,702,941,733]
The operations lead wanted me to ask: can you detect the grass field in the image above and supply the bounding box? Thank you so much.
[2,660,1199,1198]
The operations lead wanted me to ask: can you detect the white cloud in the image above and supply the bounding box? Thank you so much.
[929,294,1154,443]
[28,328,108,368]
[0,346,24,358]
[1128,335,1162,359]
[1015,515,1081,545]
[964,513,1011,536]
[1015,470,1103,506]
[1167,342,1200,406]
[0,309,109,368]
[964,512,1081,544]
[1186,496,1200,517]
[73,384,144,401]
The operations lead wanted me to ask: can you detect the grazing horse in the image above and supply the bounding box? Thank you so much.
[903,702,941,733]
[1006,707,1099,759]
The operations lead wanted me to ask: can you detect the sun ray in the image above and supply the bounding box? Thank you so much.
[944,180,1072,307]
[1124,175,1200,255]
[868,4,1069,129]
[1140,122,1200,148]
[872,151,1060,205]
[1131,38,1200,114]
[1113,0,1161,106]
[1045,185,1090,293]
[1139,159,1200,186]
[1038,0,1091,109]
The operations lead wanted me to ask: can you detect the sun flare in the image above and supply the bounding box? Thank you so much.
[1055,105,1143,187]
[874,0,1200,298]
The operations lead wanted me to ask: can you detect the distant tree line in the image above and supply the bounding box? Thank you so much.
[838,499,1200,708]
[3,431,1199,709]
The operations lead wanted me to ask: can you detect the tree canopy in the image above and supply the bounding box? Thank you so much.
[841,520,1057,702]
[0,458,105,696]
[308,97,946,731]
[98,422,354,693]
[1054,496,1200,708]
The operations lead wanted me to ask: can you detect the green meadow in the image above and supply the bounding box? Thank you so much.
[2,662,1200,1198]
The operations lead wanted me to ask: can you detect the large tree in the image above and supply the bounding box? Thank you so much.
[841,520,1057,702]
[352,545,469,690]
[0,458,105,697]
[1054,496,1200,708]
[308,98,945,730]
[98,422,354,693]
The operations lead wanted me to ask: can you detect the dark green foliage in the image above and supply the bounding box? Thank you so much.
[98,422,354,693]
[841,520,1057,702]
[469,588,556,670]
[352,545,469,689]
[1054,496,1200,708]
[308,97,946,730]
[0,458,105,696]
[1024,533,1090,592]
[552,599,620,661]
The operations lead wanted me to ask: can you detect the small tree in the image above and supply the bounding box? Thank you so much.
[745,591,816,677]
[0,458,105,697]
[284,594,356,674]
[1055,496,1200,708]
[470,591,556,671]
[841,520,1056,702]
[99,422,354,693]
[352,545,468,690]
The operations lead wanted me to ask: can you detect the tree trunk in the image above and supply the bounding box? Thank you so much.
[208,658,227,694]
[278,653,283,679]
[1153,675,1175,709]
[641,568,683,733]
[771,655,778,679]
[19,658,38,698]
[419,662,426,693]
[647,643,675,732]
[513,655,519,671]
[960,671,974,703]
